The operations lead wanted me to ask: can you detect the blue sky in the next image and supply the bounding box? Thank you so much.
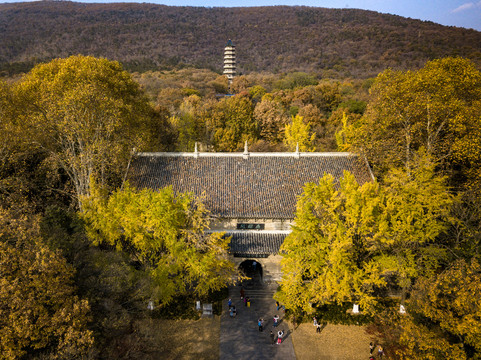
[2,0,480,31]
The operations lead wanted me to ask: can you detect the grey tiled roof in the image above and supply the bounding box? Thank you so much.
[127,152,374,219]
[224,231,288,257]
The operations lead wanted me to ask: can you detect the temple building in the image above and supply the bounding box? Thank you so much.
[223,40,236,86]
[126,145,374,282]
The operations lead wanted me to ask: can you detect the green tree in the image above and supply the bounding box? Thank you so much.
[298,104,342,152]
[169,94,207,151]
[37,205,160,358]
[274,72,318,90]
[8,56,158,209]
[283,114,316,151]
[207,75,229,95]
[314,82,342,114]
[1,81,71,212]
[447,190,481,260]
[81,183,242,304]
[335,111,352,151]
[248,85,267,103]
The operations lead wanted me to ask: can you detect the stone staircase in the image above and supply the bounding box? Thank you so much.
[243,287,277,301]
[239,275,278,304]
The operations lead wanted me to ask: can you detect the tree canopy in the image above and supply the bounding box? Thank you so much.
[0,209,93,360]
[277,154,453,314]
[81,183,242,304]
[5,55,160,209]
[395,259,481,359]
[1,53,480,357]
[276,171,385,313]
[283,114,316,152]
[355,57,481,183]
[205,95,258,151]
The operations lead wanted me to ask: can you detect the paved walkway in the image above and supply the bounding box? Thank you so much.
[219,280,297,360]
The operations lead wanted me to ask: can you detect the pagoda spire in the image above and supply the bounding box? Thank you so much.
[223,40,236,88]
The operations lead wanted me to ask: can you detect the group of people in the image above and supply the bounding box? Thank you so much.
[369,342,384,359]
[259,307,285,345]
[228,287,253,318]
[230,287,286,345]
[230,288,386,355]
[269,329,285,345]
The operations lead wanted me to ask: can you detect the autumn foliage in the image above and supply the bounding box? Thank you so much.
[1,53,481,358]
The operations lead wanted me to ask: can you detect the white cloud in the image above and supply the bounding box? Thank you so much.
[452,1,481,13]
[452,2,475,13]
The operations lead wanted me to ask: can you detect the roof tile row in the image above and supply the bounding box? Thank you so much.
[127,153,373,219]
[225,231,287,256]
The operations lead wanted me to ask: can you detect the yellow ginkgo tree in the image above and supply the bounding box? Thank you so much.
[81,182,243,305]
[283,114,316,152]
[277,153,453,315]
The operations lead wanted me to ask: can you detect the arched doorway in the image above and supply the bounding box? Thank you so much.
[239,259,263,283]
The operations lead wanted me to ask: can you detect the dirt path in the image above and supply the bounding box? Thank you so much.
[291,322,375,360]
[123,317,220,360]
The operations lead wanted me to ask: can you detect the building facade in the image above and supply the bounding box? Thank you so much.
[127,146,374,282]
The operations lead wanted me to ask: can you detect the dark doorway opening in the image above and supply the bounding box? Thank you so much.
[239,259,263,283]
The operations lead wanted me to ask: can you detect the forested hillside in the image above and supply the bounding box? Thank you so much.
[1,1,481,77]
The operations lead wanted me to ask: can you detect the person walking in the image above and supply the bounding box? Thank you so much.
[277,329,284,344]
[316,322,321,333]
[258,318,264,332]
[369,342,374,356]
[240,287,245,300]
[270,330,275,345]
[273,314,279,327]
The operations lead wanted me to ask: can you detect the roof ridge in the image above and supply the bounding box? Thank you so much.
[206,230,292,234]
[136,152,356,158]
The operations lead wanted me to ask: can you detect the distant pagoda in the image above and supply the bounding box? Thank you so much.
[223,40,236,86]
